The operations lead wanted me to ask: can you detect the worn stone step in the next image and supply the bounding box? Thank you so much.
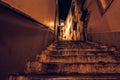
[48,49,116,53]
[37,50,118,63]
[25,41,120,80]
[51,41,116,51]
[42,50,115,56]
[26,61,120,74]
[52,45,100,48]
[39,55,116,63]
[8,73,120,80]
[48,47,116,52]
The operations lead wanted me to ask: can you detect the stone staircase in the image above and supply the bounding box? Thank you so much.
[9,41,120,80]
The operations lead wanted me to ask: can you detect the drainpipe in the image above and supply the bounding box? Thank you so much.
[54,0,58,41]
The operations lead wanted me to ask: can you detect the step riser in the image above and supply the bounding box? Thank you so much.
[24,41,120,80]
[39,56,116,63]
[9,72,120,80]
[49,47,113,51]
[8,77,120,80]
[44,64,120,73]
[27,62,120,73]
[46,51,114,56]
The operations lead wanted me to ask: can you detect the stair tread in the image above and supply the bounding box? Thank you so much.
[9,73,120,79]
[40,62,120,64]
[25,41,120,78]
[47,49,116,52]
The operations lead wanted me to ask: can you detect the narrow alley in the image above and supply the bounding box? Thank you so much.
[10,41,120,79]
[0,0,120,80]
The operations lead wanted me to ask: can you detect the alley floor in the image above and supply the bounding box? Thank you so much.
[9,41,120,80]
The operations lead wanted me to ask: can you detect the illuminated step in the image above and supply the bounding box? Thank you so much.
[37,51,118,63]
[51,41,116,51]
[41,50,116,57]
[47,49,116,53]
[48,47,116,52]
[26,61,120,74]
[39,55,116,63]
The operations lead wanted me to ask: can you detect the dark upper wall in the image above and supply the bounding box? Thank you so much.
[84,0,120,48]
[0,3,54,80]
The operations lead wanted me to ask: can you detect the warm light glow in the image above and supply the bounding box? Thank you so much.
[60,22,64,26]
[63,13,72,40]
[100,0,107,9]
[48,21,54,30]
[49,22,54,27]
[2,0,56,30]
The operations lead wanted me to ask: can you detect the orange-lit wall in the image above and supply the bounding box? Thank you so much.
[2,0,56,30]
[85,0,120,48]
[74,0,83,40]
[0,5,54,80]
[63,9,73,40]
[63,0,84,41]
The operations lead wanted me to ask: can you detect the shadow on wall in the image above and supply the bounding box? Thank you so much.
[88,32,120,49]
[86,0,120,49]
[0,4,54,80]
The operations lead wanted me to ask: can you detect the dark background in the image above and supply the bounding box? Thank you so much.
[59,0,72,20]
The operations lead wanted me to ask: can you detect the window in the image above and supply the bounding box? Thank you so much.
[97,0,113,15]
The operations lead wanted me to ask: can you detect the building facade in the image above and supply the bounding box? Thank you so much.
[63,0,120,48]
